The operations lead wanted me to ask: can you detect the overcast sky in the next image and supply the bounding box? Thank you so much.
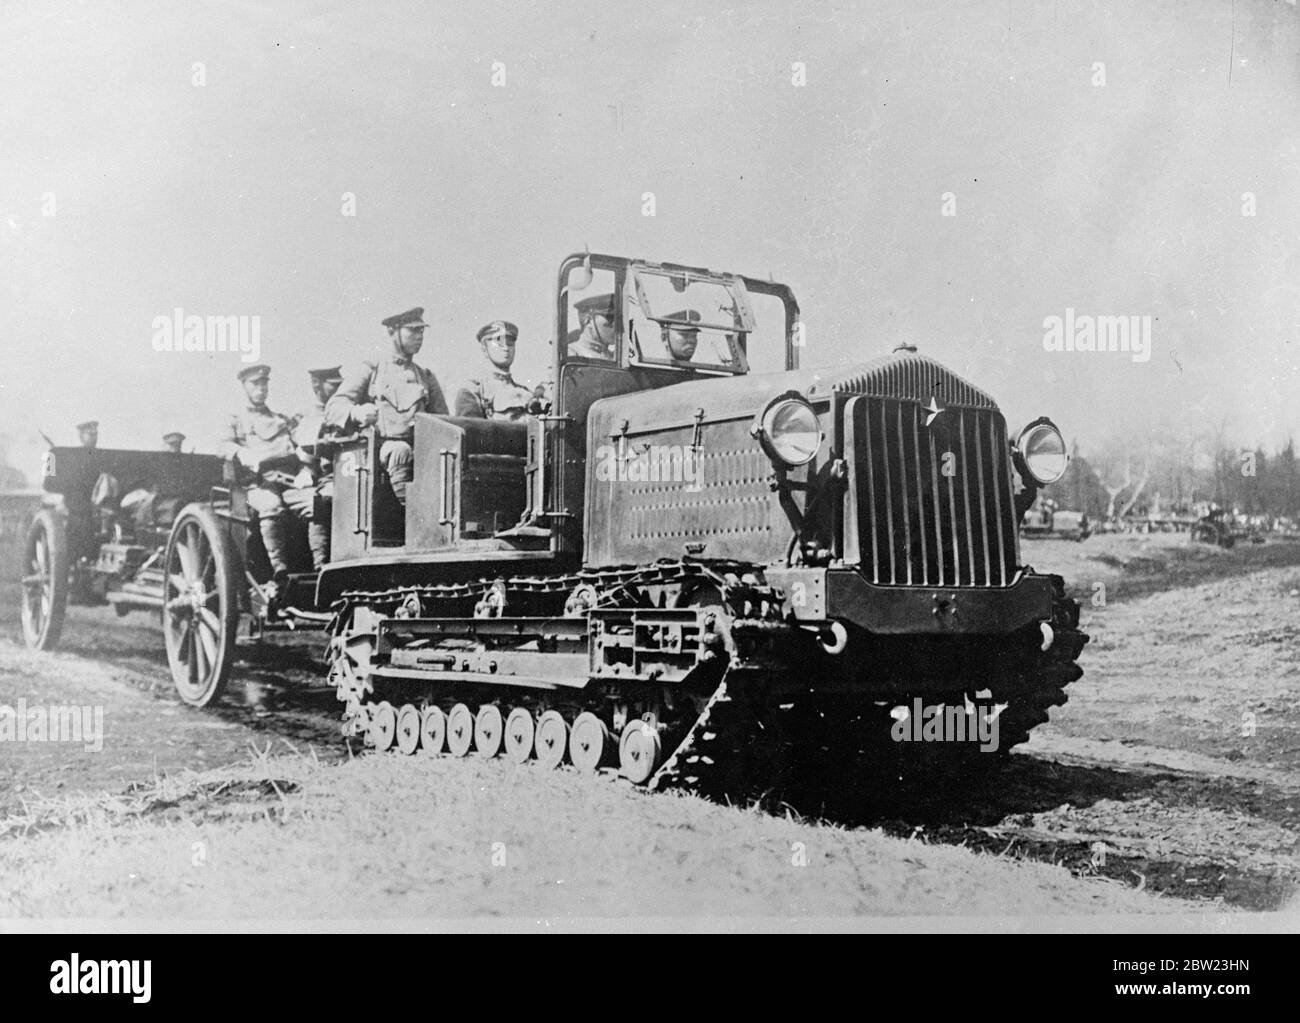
[1,0,1296,477]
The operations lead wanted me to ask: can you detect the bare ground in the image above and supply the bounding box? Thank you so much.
[1,532,1298,919]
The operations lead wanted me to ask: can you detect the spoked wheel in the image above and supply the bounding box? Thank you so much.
[475,704,504,758]
[395,704,422,755]
[570,712,613,773]
[534,710,568,769]
[619,719,663,785]
[420,706,446,755]
[20,509,69,650]
[504,708,536,764]
[162,504,240,708]
[446,703,475,757]
[370,701,398,752]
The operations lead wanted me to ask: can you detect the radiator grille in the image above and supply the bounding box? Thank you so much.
[828,353,998,409]
[849,396,1019,587]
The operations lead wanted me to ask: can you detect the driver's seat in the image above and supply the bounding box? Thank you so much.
[405,415,529,550]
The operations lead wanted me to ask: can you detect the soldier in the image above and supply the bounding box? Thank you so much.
[66,421,103,580]
[455,321,545,421]
[661,309,701,362]
[566,293,617,360]
[306,365,343,414]
[287,366,343,569]
[162,431,185,453]
[218,363,300,582]
[325,307,448,506]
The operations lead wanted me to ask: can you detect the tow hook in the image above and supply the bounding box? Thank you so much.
[819,621,848,655]
[931,594,958,619]
[1040,621,1055,652]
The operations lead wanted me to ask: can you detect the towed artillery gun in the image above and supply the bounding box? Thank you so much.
[20,447,224,649]
[20,444,332,697]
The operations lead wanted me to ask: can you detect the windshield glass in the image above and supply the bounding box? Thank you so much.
[630,266,756,332]
[627,265,758,374]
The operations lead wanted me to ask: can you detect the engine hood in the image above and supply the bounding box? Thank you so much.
[588,351,997,435]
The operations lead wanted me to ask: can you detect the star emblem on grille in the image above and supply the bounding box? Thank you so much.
[921,397,944,426]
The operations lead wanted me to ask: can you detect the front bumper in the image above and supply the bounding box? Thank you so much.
[765,566,1055,635]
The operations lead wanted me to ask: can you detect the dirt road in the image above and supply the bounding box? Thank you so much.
[1,532,1298,915]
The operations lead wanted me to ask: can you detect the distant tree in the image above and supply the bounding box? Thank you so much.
[1271,439,1298,518]
[1239,447,1267,515]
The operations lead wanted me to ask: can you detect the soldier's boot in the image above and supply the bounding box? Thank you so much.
[381,439,414,508]
[307,520,330,571]
[259,514,291,576]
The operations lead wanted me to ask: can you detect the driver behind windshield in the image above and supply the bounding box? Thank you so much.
[661,309,701,362]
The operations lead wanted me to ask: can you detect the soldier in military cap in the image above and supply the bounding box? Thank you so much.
[661,309,702,362]
[455,321,547,421]
[162,431,186,453]
[325,307,448,506]
[307,365,343,409]
[287,366,344,569]
[566,293,617,360]
[218,363,301,581]
[295,365,344,456]
[67,421,103,577]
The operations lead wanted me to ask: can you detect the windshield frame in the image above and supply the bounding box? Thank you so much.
[625,262,757,375]
[553,252,801,379]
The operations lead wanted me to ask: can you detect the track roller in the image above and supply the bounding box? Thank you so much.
[534,710,568,769]
[570,712,613,773]
[446,703,475,757]
[504,708,536,765]
[619,719,663,785]
[475,704,504,758]
[395,704,422,755]
[369,701,397,753]
[420,705,446,755]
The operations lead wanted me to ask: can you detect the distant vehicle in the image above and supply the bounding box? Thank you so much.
[1191,509,1235,549]
[1021,497,1090,541]
[1274,516,1300,540]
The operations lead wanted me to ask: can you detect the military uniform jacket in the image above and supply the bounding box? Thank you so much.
[294,399,338,479]
[219,403,297,474]
[326,352,448,438]
[454,369,538,421]
[566,328,613,360]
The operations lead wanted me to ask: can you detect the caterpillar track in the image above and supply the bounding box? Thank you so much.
[325,560,1088,803]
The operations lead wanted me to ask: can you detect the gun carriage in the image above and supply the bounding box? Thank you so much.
[21,447,223,649]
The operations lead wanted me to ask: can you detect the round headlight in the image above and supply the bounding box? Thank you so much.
[1017,418,1068,485]
[758,396,821,467]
